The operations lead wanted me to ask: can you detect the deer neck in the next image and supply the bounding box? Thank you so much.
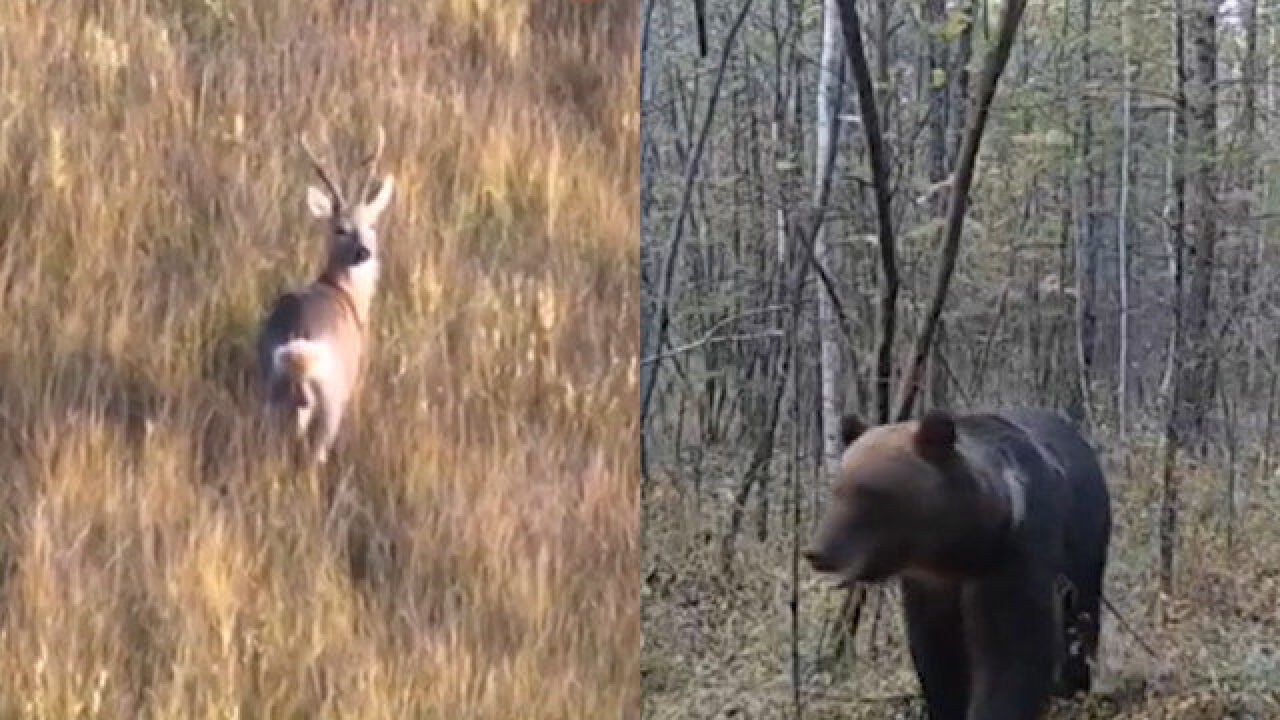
[320,259,379,329]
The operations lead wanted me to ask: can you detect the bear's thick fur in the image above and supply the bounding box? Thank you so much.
[805,408,1111,720]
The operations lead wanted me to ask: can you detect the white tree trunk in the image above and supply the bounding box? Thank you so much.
[816,0,843,484]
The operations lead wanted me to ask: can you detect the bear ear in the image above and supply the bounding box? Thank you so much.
[914,411,956,456]
[840,414,868,447]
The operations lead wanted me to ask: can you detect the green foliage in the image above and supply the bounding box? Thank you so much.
[938,9,972,43]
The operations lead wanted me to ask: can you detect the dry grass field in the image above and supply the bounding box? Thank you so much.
[643,441,1280,719]
[0,1,637,717]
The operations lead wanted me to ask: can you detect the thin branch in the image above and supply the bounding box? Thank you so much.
[895,0,1028,422]
[643,305,788,365]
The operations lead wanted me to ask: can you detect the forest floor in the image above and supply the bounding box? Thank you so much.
[0,2,637,717]
[643,441,1280,719]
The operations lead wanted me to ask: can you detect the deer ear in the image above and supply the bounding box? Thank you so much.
[363,174,395,221]
[306,186,333,218]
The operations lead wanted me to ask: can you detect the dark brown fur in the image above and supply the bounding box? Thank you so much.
[806,408,1111,720]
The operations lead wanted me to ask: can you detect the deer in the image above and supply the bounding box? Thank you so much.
[258,128,394,464]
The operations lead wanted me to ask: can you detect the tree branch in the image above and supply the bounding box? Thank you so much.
[894,0,1028,422]
[642,306,788,366]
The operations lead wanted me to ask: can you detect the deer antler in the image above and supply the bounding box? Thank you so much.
[358,125,386,204]
[300,133,346,209]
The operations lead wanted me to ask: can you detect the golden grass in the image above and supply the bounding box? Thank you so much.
[0,1,637,717]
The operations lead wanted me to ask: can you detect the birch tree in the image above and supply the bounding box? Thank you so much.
[815,0,844,484]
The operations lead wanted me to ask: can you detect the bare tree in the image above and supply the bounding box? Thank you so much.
[815,0,845,483]
[1076,0,1100,427]
[835,0,899,424]
[1160,0,1218,596]
[1117,0,1132,446]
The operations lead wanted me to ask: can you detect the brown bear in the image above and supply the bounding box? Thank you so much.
[804,408,1111,720]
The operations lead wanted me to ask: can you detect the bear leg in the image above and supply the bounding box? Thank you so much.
[964,568,1057,720]
[1056,571,1102,696]
[901,579,970,720]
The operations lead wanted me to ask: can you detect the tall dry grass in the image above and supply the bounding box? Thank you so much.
[0,1,638,717]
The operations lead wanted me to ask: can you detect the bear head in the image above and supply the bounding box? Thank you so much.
[805,411,1006,584]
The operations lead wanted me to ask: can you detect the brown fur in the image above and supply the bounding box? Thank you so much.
[806,409,1111,719]
[811,417,1010,584]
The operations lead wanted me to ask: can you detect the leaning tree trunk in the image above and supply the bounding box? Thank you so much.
[895,0,1030,421]
[836,0,899,424]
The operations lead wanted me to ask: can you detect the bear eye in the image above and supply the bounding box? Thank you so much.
[855,483,891,502]
[852,482,903,516]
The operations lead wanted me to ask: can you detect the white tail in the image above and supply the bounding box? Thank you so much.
[273,339,331,393]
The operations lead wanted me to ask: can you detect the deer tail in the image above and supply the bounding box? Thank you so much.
[273,338,329,386]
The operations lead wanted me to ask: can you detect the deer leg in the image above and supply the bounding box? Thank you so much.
[305,388,346,466]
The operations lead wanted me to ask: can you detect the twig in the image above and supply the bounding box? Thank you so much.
[1101,593,1163,662]
[643,331,784,365]
[970,280,1011,395]
[641,305,787,365]
[932,345,975,409]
